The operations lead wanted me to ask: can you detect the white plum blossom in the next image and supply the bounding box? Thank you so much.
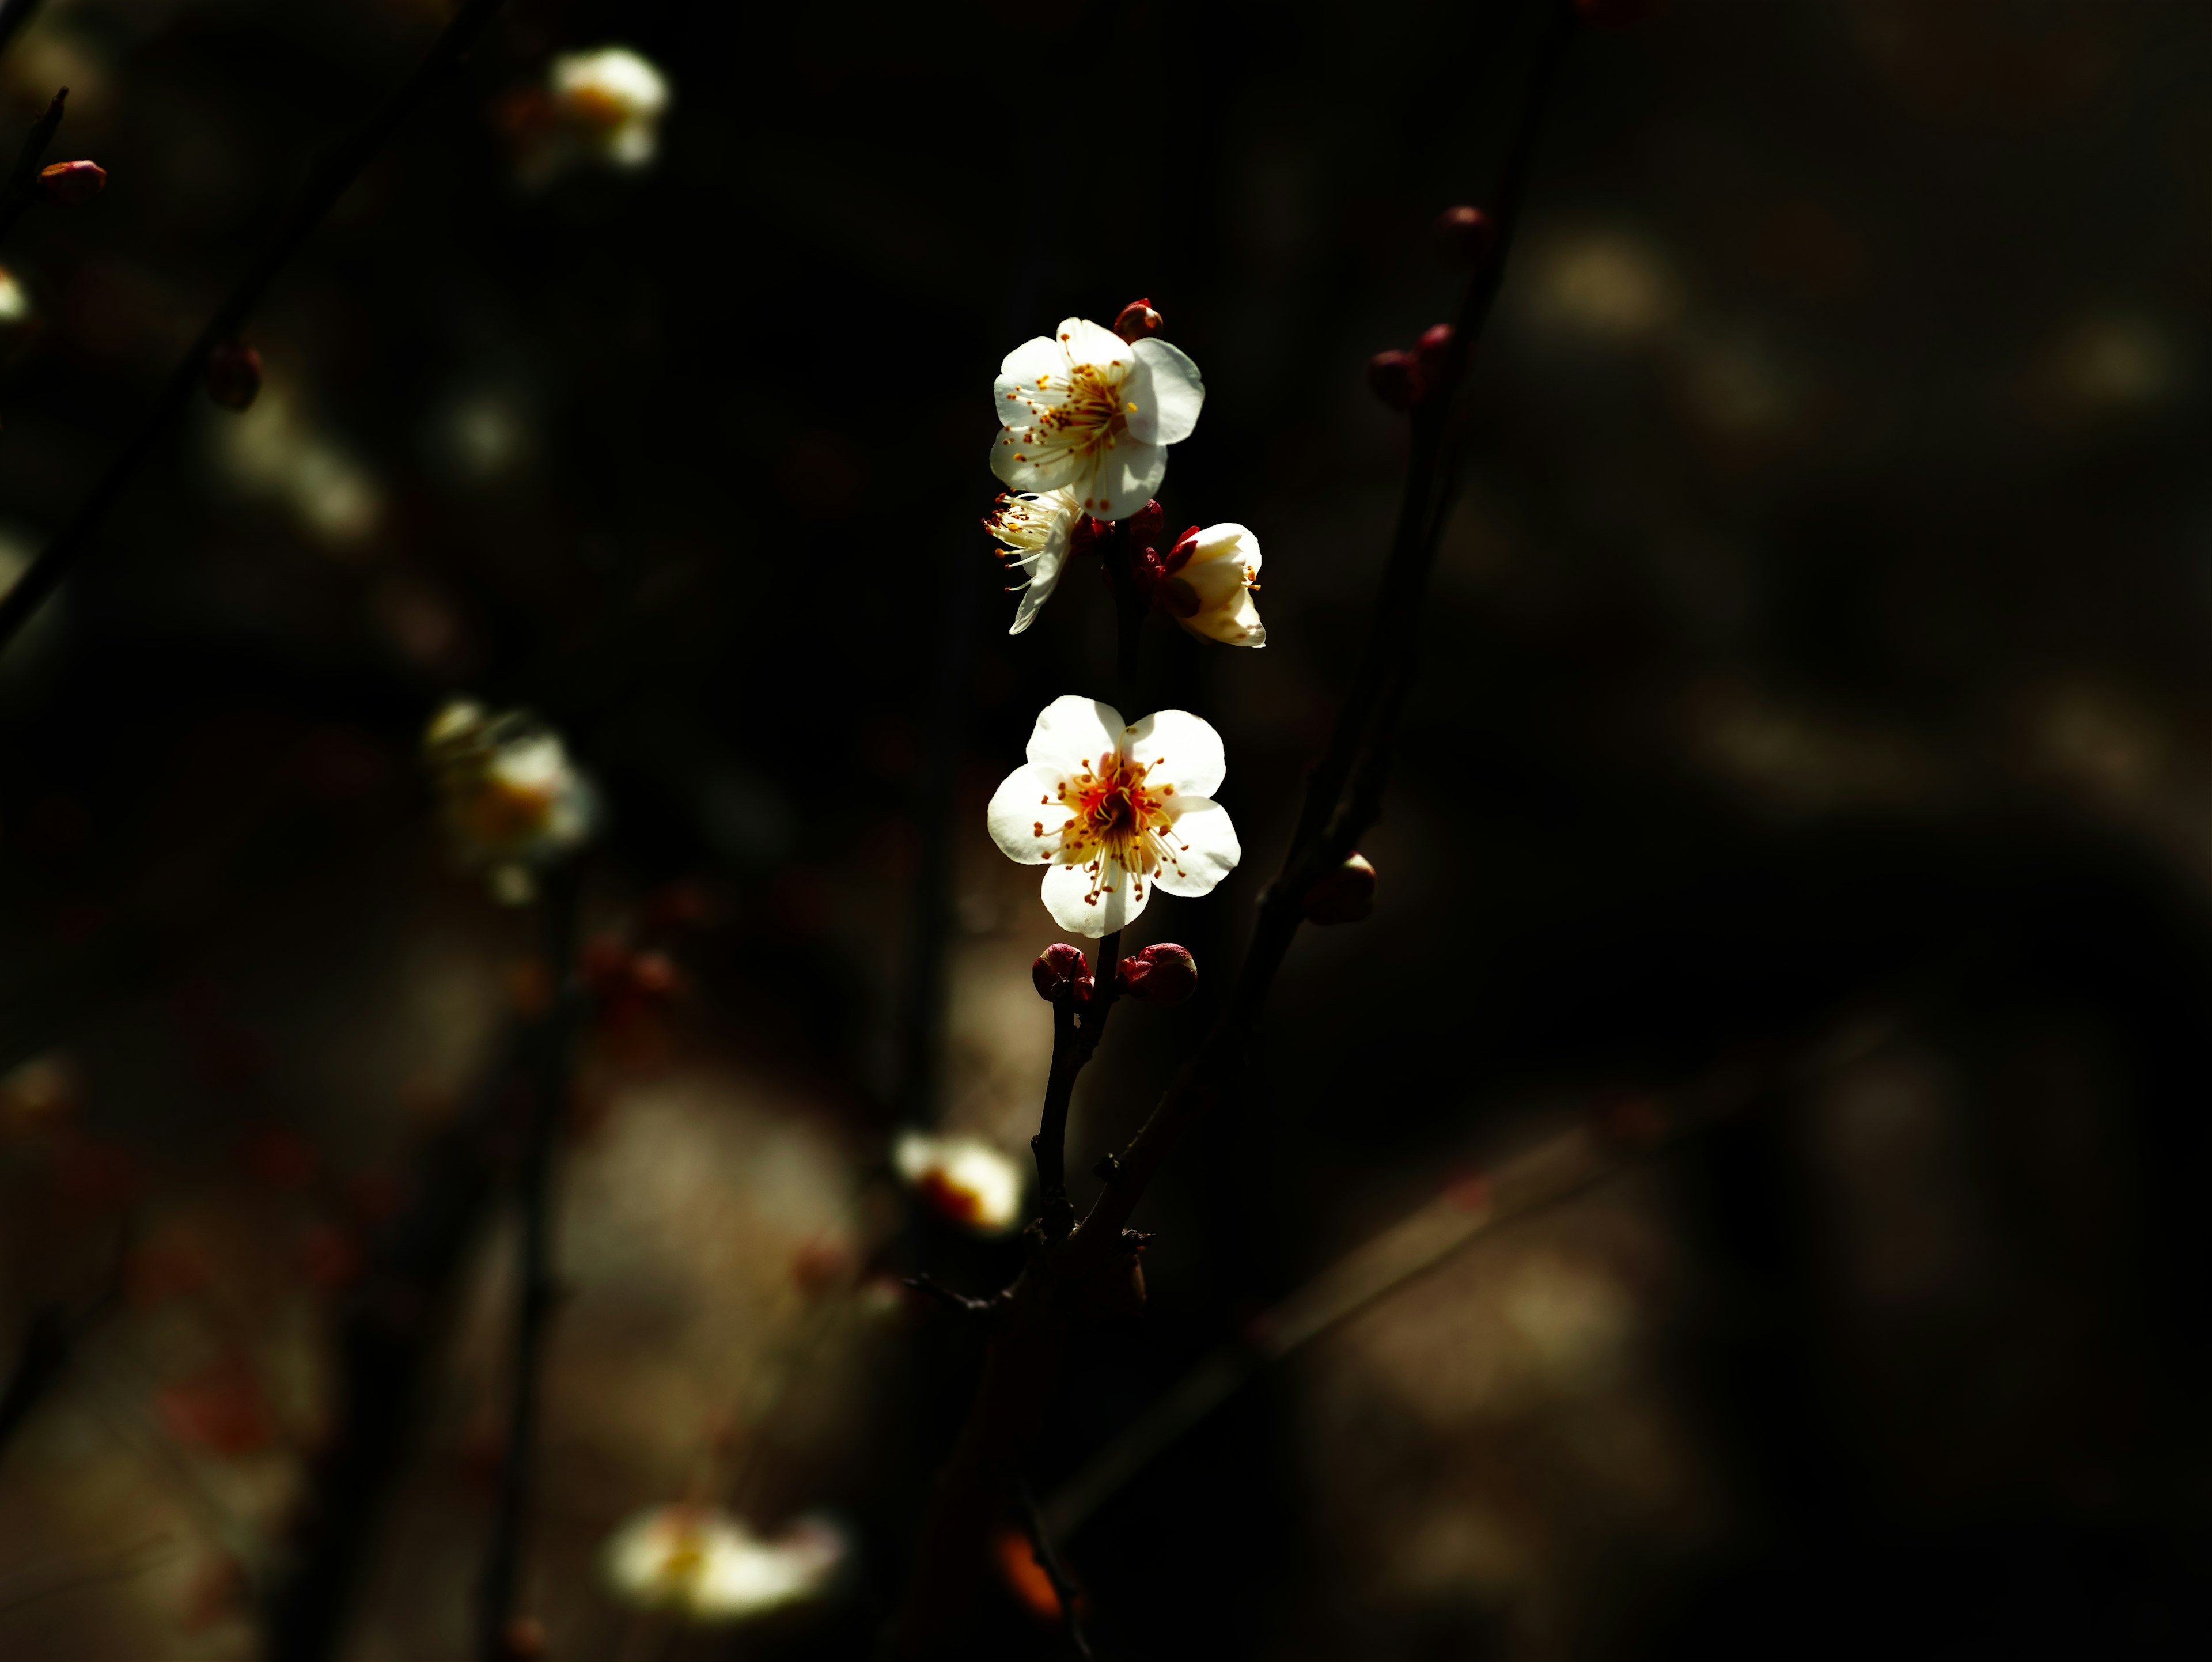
[987,696,1241,937]
[536,47,670,175]
[991,318,1204,520]
[603,1505,844,1623]
[984,486,1080,635]
[1149,522,1265,647]
[423,700,597,903]
[893,1132,1025,1234]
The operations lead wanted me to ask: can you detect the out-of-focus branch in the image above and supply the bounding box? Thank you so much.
[475,866,584,1662]
[887,11,1577,1652]
[0,86,64,247]
[1016,1472,1093,1660]
[0,0,513,664]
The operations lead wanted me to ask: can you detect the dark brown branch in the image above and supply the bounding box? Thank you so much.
[1032,935,1119,1240]
[886,12,1577,1653]
[475,865,584,1662]
[1016,1471,1093,1660]
[0,0,513,664]
[0,86,65,247]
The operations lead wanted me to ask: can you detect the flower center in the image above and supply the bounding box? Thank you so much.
[1038,362,1129,460]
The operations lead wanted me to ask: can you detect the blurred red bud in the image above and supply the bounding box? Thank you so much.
[37,160,105,205]
[1113,298,1163,343]
[1433,204,1497,265]
[1368,349,1424,411]
[203,342,262,412]
[1032,943,1094,1004]
[1416,323,1456,370]
[1123,498,1165,543]
[1116,942,1196,1004]
[1302,851,1377,925]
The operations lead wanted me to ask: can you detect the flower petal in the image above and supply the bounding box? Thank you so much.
[1086,438,1166,520]
[987,764,1067,865]
[1129,338,1204,444]
[1122,708,1225,798]
[1054,317,1132,378]
[991,430,1077,494]
[994,335,1067,414]
[1026,695,1126,774]
[1153,795,1241,896]
[1042,854,1147,937]
[1008,552,1064,634]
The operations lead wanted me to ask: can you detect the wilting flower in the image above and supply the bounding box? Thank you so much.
[991,318,1204,519]
[985,486,1080,634]
[550,47,670,166]
[424,701,596,902]
[1137,523,1265,646]
[893,1132,1024,1233]
[603,1505,843,1623]
[987,696,1241,936]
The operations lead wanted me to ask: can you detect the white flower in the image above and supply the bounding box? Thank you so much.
[603,1505,843,1624]
[424,701,596,902]
[1149,522,1265,647]
[990,318,1204,519]
[549,47,670,168]
[985,487,1080,635]
[987,696,1241,937]
[892,1132,1025,1234]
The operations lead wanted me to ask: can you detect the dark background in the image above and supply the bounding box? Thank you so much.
[2,0,2209,1656]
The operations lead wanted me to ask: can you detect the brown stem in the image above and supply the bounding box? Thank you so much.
[1031,934,1120,1240]
[474,865,584,1661]
[0,0,514,664]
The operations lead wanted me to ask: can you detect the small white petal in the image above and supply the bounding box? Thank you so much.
[1042,855,1147,937]
[1026,695,1126,775]
[1123,708,1226,798]
[987,764,1066,865]
[1154,796,1241,897]
[1054,317,1133,376]
[994,335,1067,416]
[991,430,1076,493]
[1088,437,1167,518]
[1130,337,1204,444]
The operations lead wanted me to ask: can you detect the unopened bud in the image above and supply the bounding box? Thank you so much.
[1368,349,1424,411]
[1433,204,1497,266]
[1116,942,1196,1004]
[1032,942,1093,1004]
[1123,498,1165,543]
[1302,852,1376,925]
[203,342,262,412]
[1113,297,1163,344]
[37,160,106,206]
[1416,323,1456,373]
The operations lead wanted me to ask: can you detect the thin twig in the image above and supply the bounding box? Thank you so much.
[0,85,64,247]
[1016,1471,1093,1660]
[0,0,513,664]
[475,864,585,1662]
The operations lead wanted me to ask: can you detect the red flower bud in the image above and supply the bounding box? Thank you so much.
[1433,205,1497,266]
[1302,852,1376,925]
[1116,942,1197,1004]
[1113,297,1164,344]
[1123,498,1165,544]
[203,342,262,412]
[1416,323,1456,372]
[37,160,106,206]
[1032,942,1094,1004]
[1368,349,1425,411]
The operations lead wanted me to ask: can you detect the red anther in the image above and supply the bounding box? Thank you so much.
[1113,298,1164,343]
[1032,942,1094,1004]
[1433,204,1498,266]
[1115,942,1197,1004]
[203,341,262,412]
[37,160,105,205]
[1368,349,1425,411]
[1302,851,1377,925]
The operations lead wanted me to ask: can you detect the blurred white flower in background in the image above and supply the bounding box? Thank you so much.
[1521,226,1680,343]
[893,1131,1025,1234]
[536,46,670,174]
[603,1505,844,1623]
[0,267,28,325]
[423,701,596,903]
[986,487,1081,635]
[987,696,1241,936]
[213,383,384,549]
[991,318,1204,518]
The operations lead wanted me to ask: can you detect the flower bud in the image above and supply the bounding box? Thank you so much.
[203,342,262,412]
[1433,204,1497,266]
[1113,297,1163,344]
[1416,323,1455,371]
[1302,851,1376,925]
[37,160,106,206]
[1116,942,1196,1004]
[1032,942,1093,1004]
[1122,498,1165,544]
[1368,349,1424,411]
